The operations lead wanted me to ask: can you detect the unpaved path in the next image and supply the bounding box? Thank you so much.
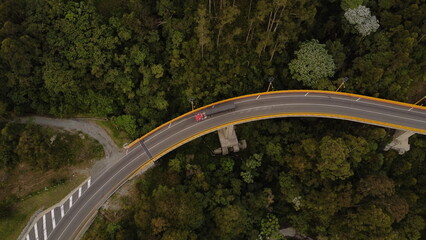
[16,116,125,178]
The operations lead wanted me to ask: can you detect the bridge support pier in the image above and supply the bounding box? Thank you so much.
[384,130,415,155]
[214,125,247,155]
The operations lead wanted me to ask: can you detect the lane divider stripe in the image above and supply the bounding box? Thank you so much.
[136,112,426,173]
[126,90,426,149]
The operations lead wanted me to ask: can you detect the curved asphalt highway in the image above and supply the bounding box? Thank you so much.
[47,90,426,240]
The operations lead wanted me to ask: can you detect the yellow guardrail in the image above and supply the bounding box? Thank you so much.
[72,91,425,239]
[130,111,426,175]
[126,90,426,149]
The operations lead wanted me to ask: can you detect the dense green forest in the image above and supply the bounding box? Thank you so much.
[0,0,425,239]
[84,119,426,240]
[0,0,424,134]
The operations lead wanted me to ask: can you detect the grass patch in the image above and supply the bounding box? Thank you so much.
[0,174,86,240]
[95,120,131,148]
[68,131,105,164]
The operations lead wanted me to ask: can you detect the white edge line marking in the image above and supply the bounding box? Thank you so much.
[149,103,425,151]
[145,117,192,143]
[57,151,147,240]
[235,94,426,115]
[58,96,426,239]
[146,95,309,143]
[51,209,56,229]
[148,95,305,142]
[147,95,303,143]
[34,222,38,240]
[147,93,425,144]
[73,146,139,197]
[43,214,47,240]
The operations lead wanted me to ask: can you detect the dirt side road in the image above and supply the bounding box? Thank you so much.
[16,116,125,178]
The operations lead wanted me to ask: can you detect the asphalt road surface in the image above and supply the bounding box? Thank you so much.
[44,91,426,240]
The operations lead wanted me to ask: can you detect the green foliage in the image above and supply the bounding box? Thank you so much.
[341,0,363,10]
[357,175,395,198]
[85,118,426,240]
[213,204,250,239]
[0,196,16,219]
[195,4,212,57]
[150,64,164,79]
[16,125,52,169]
[288,40,336,88]
[0,123,23,168]
[112,115,138,139]
[279,173,301,209]
[1,0,426,238]
[344,204,396,240]
[318,136,352,180]
[240,153,263,183]
[134,185,204,238]
[378,0,394,10]
[397,215,426,240]
[0,0,421,122]
[0,123,103,170]
[258,214,283,240]
[220,157,234,173]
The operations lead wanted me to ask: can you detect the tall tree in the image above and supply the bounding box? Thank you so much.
[288,40,336,88]
[344,5,380,37]
[195,4,211,57]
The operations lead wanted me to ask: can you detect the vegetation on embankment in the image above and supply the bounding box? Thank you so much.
[0,175,86,240]
[0,122,104,239]
[96,120,132,148]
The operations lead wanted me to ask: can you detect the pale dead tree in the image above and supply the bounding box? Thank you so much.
[216,5,240,47]
[247,0,253,19]
[195,5,211,58]
[246,0,271,44]
[256,0,286,58]
[269,32,288,62]
[344,5,380,37]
